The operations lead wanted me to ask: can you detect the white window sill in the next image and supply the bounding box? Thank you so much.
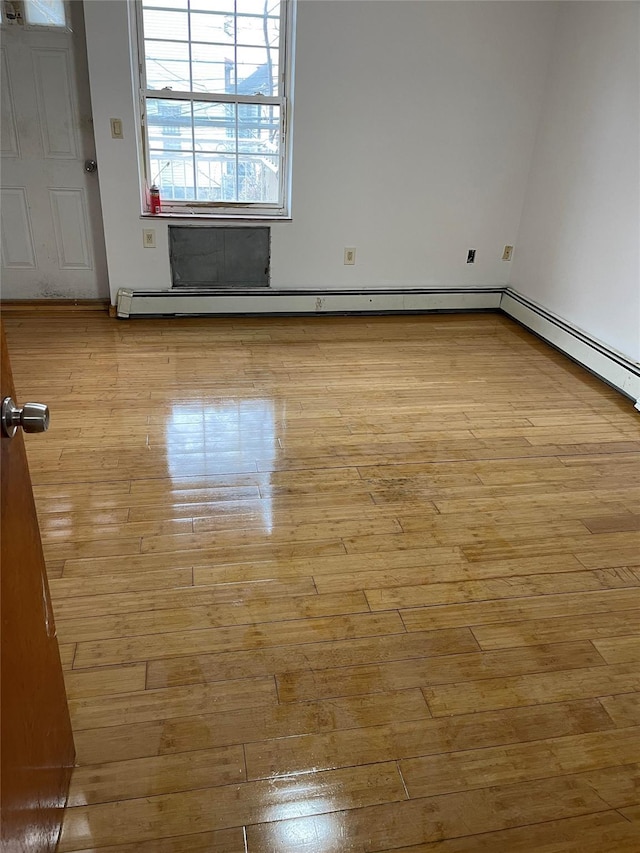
[140,212,291,222]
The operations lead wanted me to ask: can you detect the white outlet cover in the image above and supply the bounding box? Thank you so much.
[142,229,156,248]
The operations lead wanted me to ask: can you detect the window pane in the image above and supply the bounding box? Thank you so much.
[145,41,191,91]
[237,103,279,154]
[142,9,188,41]
[150,152,195,201]
[192,152,280,204]
[236,14,275,47]
[190,11,233,44]
[147,99,193,152]
[191,43,235,93]
[237,155,279,202]
[143,0,188,8]
[191,0,235,12]
[237,46,279,95]
[196,154,236,201]
[24,0,66,27]
[193,102,236,153]
[237,0,279,15]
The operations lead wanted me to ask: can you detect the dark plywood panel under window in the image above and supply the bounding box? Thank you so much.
[170,227,270,288]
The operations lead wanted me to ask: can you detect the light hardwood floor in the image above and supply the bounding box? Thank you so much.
[4,311,640,852]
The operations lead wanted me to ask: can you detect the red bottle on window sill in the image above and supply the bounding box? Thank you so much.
[150,185,161,215]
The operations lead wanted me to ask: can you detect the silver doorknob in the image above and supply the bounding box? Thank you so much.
[84,159,98,173]
[2,397,50,438]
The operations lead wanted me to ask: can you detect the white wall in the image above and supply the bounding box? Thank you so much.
[510,2,640,363]
[83,0,558,303]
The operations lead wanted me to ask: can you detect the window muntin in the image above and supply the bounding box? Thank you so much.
[137,0,291,213]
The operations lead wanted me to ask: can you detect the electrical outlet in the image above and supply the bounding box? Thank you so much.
[467,249,476,264]
[142,229,156,248]
[502,245,514,261]
[344,247,356,265]
[110,118,124,139]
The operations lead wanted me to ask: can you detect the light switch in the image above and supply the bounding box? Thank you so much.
[110,118,123,139]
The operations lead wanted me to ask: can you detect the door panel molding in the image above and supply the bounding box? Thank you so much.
[0,48,20,157]
[32,48,78,159]
[0,187,37,269]
[50,189,93,270]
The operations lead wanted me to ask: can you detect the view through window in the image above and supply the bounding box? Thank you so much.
[137,0,292,213]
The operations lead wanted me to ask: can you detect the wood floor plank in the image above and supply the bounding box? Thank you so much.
[69,676,278,730]
[399,727,640,799]
[314,554,588,594]
[593,636,640,664]
[600,693,640,727]
[193,546,469,586]
[63,664,147,700]
[472,609,640,650]
[58,762,408,851]
[575,543,640,570]
[576,762,640,808]
[366,811,640,853]
[140,517,402,555]
[57,591,370,643]
[53,576,318,620]
[343,520,589,555]
[244,699,614,779]
[50,568,194,599]
[365,568,639,610]
[276,641,605,703]
[55,828,246,853]
[145,627,480,689]
[581,514,640,534]
[73,611,405,668]
[6,313,639,853]
[127,492,380,524]
[43,536,143,561]
[72,689,431,765]
[39,508,130,528]
[401,588,640,632]
[462,531,640,564]
[244,775,613,853]
[67,745,246,806]
[424,662,640,717]
[62,538,347,576]
[40,517,194,544]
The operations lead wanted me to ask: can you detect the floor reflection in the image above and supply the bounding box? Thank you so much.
[165,399,276,532]
[266,809,344,852]
[261,775,343,851]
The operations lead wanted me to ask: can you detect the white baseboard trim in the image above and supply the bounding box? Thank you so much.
[501,288,640,406]
[115,287,503,318]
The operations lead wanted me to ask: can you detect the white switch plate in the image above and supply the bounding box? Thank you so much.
[344,247,356,265]
[502,245,514,261]
[110,118,123,139]
[142,229,156,248]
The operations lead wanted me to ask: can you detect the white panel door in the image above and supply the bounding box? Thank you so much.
[0,2,108,299]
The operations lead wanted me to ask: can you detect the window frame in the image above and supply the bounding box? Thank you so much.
[133,0,294,219]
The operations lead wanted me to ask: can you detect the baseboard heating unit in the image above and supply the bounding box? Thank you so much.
[115,287,503,318]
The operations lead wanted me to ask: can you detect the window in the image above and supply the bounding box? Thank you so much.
[136,0,294,217]
[24,0,66,27]
[2,0,67,28]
